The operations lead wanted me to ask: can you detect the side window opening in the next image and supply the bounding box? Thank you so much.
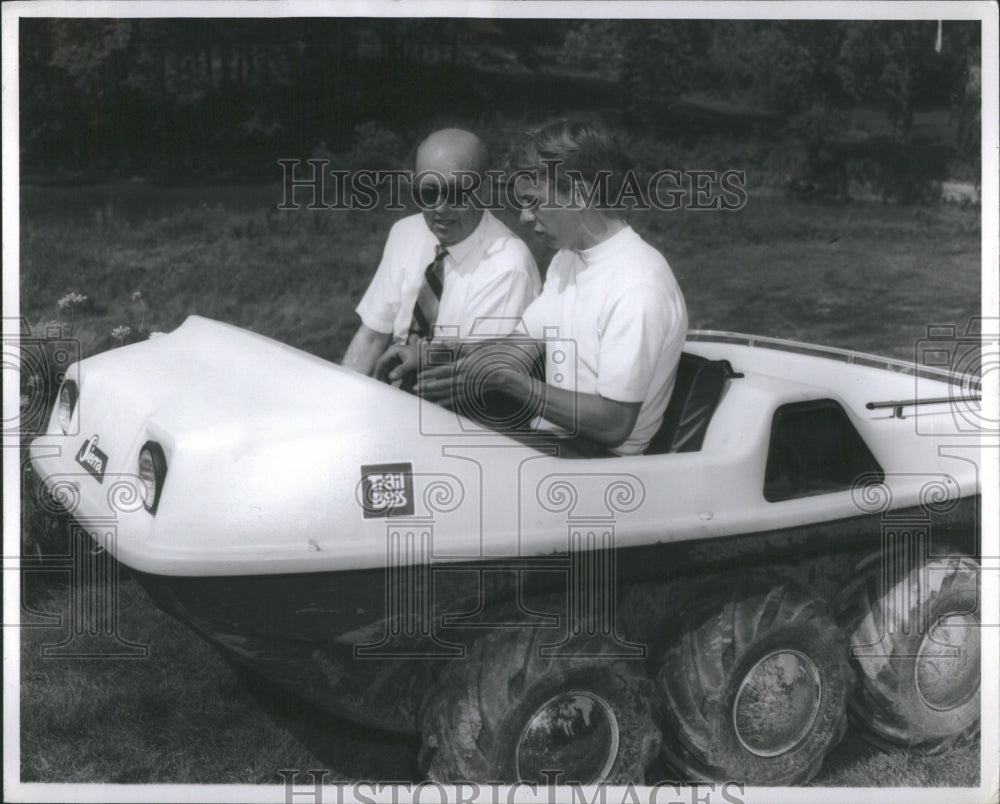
[764,399,884,503]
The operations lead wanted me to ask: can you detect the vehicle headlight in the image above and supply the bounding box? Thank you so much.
[138,442,167,514]
[57,380,78,434]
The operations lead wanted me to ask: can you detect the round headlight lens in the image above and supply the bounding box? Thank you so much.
[138,442,167,514]
[58,380,78,434]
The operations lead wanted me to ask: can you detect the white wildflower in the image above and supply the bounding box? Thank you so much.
[57,292,88,310]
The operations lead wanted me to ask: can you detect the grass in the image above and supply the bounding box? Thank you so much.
[20,570,418,783]
[18,185,983,786]
[19,198,392,363]
[20,186,981,363]
[815,730,980,787]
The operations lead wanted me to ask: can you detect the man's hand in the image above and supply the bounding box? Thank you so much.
[373,343,420,387]
[415,359,522,409]
[418,344,639,449]
[415,342,527,409]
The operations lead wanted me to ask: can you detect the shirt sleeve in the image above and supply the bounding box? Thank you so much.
[355,227,403,335]
[463,242,541,338]
[595,284,683,403]
[518,294,546,341]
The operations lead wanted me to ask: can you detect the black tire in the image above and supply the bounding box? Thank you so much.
[655,573,852,786]
[837,551,980,752]
[418,625,660,784]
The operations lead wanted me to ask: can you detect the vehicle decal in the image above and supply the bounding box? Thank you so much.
[360,462,414,518]
[75,434,108,484]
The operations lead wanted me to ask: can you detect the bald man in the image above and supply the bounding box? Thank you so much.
[341,129,540,379]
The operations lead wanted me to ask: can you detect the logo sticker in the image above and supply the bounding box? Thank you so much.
[360,463,414,518]
[75,434,108,483]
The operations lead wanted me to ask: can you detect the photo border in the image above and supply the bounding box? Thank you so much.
[3,2,997,803]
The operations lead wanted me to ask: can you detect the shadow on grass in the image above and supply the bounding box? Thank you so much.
[223,660,422,782]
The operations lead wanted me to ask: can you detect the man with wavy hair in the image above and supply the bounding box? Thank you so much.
[418,120,687,456]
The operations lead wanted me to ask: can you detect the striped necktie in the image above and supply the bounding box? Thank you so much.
[408,244,448,341]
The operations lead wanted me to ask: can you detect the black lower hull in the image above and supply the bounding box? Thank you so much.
[132,497,979,734]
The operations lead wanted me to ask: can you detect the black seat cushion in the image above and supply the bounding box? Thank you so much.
[645,353,741,455]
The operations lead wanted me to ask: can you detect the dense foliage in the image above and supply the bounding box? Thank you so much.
[20,18,980,185]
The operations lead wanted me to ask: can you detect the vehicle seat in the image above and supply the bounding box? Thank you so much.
[644,353,742,455]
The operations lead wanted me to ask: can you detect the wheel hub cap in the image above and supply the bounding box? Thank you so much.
[515,691,619,783]
[916,613,980,711]
[733,649,822,757]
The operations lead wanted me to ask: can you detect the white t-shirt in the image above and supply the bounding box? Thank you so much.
[356,211,540,341]
[520,226,688,455]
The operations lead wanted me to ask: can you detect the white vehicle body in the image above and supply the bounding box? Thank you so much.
[27,316,981,743]
[29,316,980,577]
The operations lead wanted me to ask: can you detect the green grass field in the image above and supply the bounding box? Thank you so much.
[18,186,983,786]
[20,184,981,362]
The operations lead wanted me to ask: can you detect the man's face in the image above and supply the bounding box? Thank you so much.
[415,158,483,248]
[513,175,584,251]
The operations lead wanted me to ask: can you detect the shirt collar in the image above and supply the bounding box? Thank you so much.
[577,224,633,269]
[439,210,490,266]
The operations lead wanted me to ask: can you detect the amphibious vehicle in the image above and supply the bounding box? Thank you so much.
[28,316,982,785]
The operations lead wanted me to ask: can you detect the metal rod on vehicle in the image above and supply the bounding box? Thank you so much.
[866,395,982,419]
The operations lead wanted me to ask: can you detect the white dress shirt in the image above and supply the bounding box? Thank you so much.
[356,210,540,342]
